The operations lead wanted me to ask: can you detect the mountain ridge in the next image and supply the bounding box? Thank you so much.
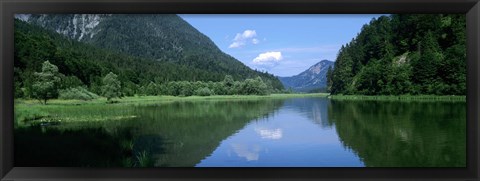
[279,60,334,92]
[15,14,284,90]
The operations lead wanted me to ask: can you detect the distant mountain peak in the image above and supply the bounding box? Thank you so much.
[279,60,334,92]
[307,59,331,75]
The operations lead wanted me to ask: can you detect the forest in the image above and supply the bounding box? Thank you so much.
[14,14,467,104]
[14,19,283,103]
[328,14,466,96]
[13,14,466,168]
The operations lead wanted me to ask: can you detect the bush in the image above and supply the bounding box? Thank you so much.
[194,87,213,96]
[59,87,100,100]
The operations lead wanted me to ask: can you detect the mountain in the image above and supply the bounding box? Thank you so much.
[330,14,466,95]
[14,14,284,91]
[279,60,334,92]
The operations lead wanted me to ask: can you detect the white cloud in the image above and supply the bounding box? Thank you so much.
[252,51,283,65]
[236,30,256,40]
[228,41,245,48]
[229,29,260,48]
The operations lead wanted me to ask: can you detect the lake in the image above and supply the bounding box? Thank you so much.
[14,97,466,167]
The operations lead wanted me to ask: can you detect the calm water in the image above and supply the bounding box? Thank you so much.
[15,97,466,167]
[195,98,466,167]
[196,98,364,167]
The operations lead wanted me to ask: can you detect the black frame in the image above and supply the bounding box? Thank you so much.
[1,0,479,180]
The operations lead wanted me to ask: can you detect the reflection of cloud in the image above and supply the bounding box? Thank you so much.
[255,128,283,140]
[231,143,261,161]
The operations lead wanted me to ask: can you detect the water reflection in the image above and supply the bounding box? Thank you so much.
[131,99,286,167]
[231,143,262,161]
[328,100,466,167]
[15,97,466,167]
[197,98,465,167]
[283,98,333,128]
[197,98,364,167]
[255,127,283,140]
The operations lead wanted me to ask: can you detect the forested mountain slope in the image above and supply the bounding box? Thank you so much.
[329,14,466,95]
[21,14,282,89]
[14,15,284,97]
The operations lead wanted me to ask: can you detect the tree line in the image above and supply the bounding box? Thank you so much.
[328,14,466,95]
[29,61,271,104]
[136,75,270,97]
[13,19,284,101]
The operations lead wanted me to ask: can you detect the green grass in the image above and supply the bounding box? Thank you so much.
[329,95,466,102]
[14,93,328,127]
[16,93,329,106]
[16,93,465,127]
[135,150,154,167]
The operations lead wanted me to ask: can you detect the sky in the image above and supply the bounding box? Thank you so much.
[180,14,385,77]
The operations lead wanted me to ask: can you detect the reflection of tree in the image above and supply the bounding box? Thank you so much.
[131,99,286,167]
[15,126,131,166]
[283,98,333,128]
[328,100,466,167]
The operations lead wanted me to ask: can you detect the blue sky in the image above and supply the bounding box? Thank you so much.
[180,14,384,77]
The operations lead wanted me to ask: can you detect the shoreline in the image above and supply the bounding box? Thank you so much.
[15,93,331,106]
[14,93,468,106]
[328,95,466,101]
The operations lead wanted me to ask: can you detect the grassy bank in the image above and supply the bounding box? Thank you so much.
[14,93,329,127]
[329,95,466,101]
[16,93,330,106]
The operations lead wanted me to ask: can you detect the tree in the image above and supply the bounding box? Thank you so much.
[194,87,213,96]
[326,66,333,93]
[331,46,354,94]
[32,61,61,104]
[223,75,235,95]
[59,75,84,90]
[412,31,443,94]
[240,77,268,95]
[328,14,465,96]
[179,81,194,96]
[145,82,158,96]
[102,72,121,102]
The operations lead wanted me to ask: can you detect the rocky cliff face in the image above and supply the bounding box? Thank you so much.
[16,14,110,41]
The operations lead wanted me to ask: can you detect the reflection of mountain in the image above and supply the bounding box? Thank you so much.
[282,97,333,128]
[130,99,286,167]
[328,100,466,167]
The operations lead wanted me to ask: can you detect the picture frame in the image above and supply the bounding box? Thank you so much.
[1,0,479,180]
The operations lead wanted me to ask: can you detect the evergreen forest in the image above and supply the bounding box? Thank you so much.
[328,14,466,96]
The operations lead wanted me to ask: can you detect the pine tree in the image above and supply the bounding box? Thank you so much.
[326,66,333,93]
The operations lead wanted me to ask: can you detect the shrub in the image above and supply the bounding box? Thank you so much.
[59,87,100,100]
[194,87,213,96]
